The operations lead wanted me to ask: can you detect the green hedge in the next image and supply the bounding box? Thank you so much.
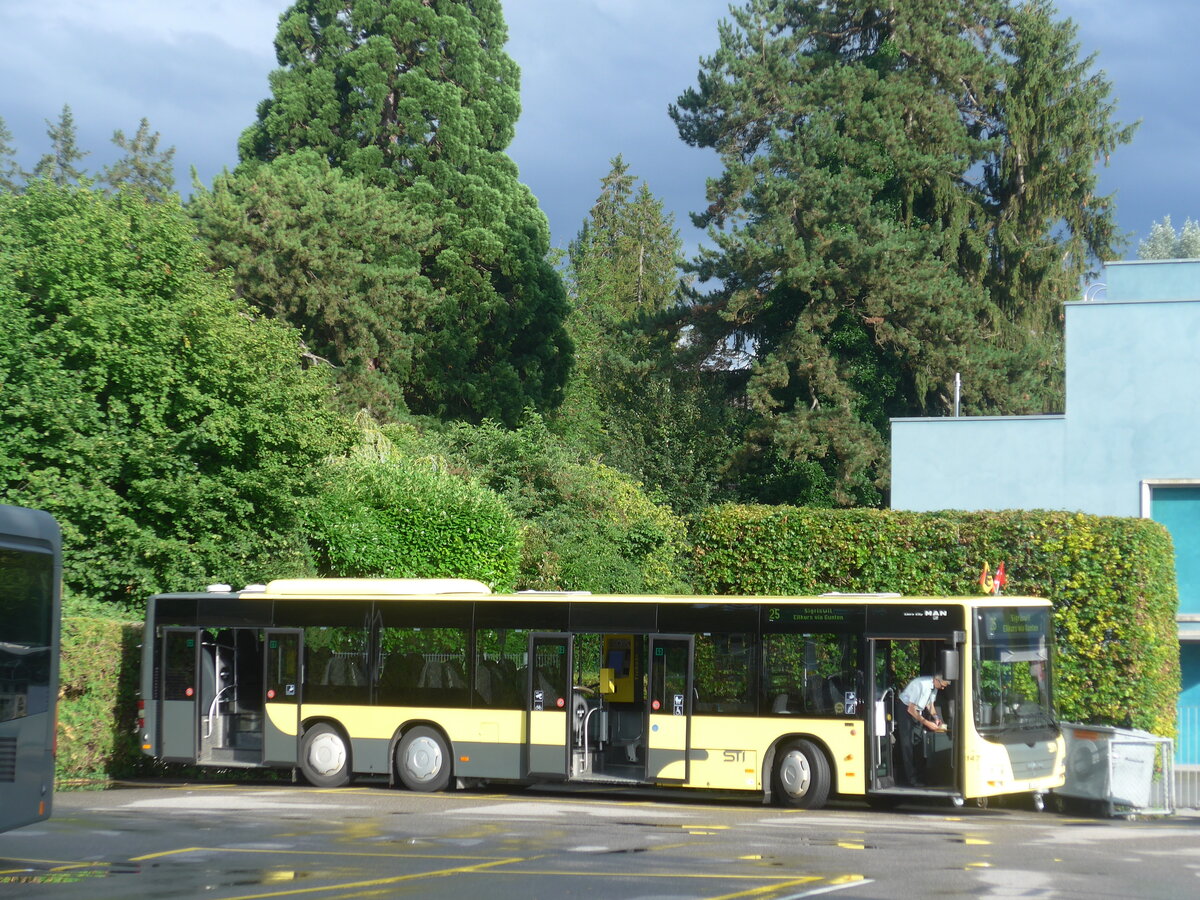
[691,505,1179,737]
[57,617,146,783]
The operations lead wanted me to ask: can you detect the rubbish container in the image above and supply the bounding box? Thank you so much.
[1053,723,1174,817]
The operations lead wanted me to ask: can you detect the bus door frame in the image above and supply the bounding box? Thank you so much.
[646,634,694,784]
[867,634,965,794]
[262,628,303,766]
[159,627,203,762]
[525,632,573,779]
[866,638,896,790]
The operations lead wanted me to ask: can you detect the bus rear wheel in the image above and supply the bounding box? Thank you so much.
[299,722,352,788]
[773,739,830,809]
[396,726,451,792]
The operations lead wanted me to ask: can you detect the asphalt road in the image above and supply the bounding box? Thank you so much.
[2,781,1199,899]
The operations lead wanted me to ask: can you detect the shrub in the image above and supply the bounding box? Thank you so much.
[57,617,145,782]
[434,415,691,593]
[309,418,521,590]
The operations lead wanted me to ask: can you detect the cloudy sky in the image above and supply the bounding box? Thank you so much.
[2,0,1195,265]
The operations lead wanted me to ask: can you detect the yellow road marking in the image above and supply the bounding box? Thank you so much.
[488,870,819,881]
[0,860,99,873]
[704,876,824,899]
[129,847,510,863]
[220,856,529,900]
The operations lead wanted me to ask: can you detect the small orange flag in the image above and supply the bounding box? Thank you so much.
[979,563,993,594]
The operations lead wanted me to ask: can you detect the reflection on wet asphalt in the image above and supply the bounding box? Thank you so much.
[3,784,1200,899]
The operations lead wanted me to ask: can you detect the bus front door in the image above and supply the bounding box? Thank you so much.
[646,635,693,784]
[263,629,303,765]
[868,638,959,794]
[526,633,573,779]
[159,628,202,762]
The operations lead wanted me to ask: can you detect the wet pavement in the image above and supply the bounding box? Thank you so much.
[3,781,1200,898]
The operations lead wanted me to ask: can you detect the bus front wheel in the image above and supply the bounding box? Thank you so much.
[299,723,352,788]
[396,726,452,792]
[772,739,830,809]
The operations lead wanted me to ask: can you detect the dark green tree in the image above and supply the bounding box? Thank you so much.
[32,104,89,185]
[0,116,20,192]
[191,150,441,420]
[555,157,682,453]
[0,182,350,606]
[554,156,738,513]
[100,118,176,201]
[234,0,570,426]
[670,0,1133,505]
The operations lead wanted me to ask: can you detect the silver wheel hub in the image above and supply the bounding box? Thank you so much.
[779,749,812,798]
[404,736,443,783]
[307,732,346,777]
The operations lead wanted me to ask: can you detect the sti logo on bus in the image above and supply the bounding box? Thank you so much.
[723,750,746,763]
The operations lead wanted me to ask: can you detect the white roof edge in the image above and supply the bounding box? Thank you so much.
[260,578,492,597]
[1104,258,1200,266]
[890,414,1065,424]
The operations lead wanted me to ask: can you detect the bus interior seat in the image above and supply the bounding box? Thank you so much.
[324,654,366,686]
[610,710,642,762]
[474,658,499,705]
[772,693,790,714]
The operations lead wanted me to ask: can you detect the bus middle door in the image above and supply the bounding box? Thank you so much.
[263,629,303,766]
[526,633,573,779]
[647,635,693,784]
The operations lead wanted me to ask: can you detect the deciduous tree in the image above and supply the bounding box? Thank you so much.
[1138,215,1200,260]
[0,182,349,606]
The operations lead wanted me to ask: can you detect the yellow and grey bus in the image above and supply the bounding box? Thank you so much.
[0,505,62,833]
[138,579,1065,809]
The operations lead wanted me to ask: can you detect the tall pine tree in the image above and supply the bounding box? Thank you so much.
[670,0,1132,505]
[32,104,88,186]
[233,0,570,426]
[101,118,176,202]
[0,116,21,192]
[554,158,738,513]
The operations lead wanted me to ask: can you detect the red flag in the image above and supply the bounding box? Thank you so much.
[994,562,1007,594]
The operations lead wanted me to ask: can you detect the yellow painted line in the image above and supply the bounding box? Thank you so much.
[130,847,206,862]
[46,862,116,873]
[491,871,816,882]
[0,857,100,869]
[129,847,510,863]
[704,876,824,899]
[220,856,529,900]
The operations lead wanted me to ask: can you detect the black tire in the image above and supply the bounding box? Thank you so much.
[395,726,452,792]
[772,739,831,809]
[299,722,352,788]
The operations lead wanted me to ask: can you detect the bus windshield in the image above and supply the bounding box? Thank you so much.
[0,549,55,724]
[973,606,1055,739]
